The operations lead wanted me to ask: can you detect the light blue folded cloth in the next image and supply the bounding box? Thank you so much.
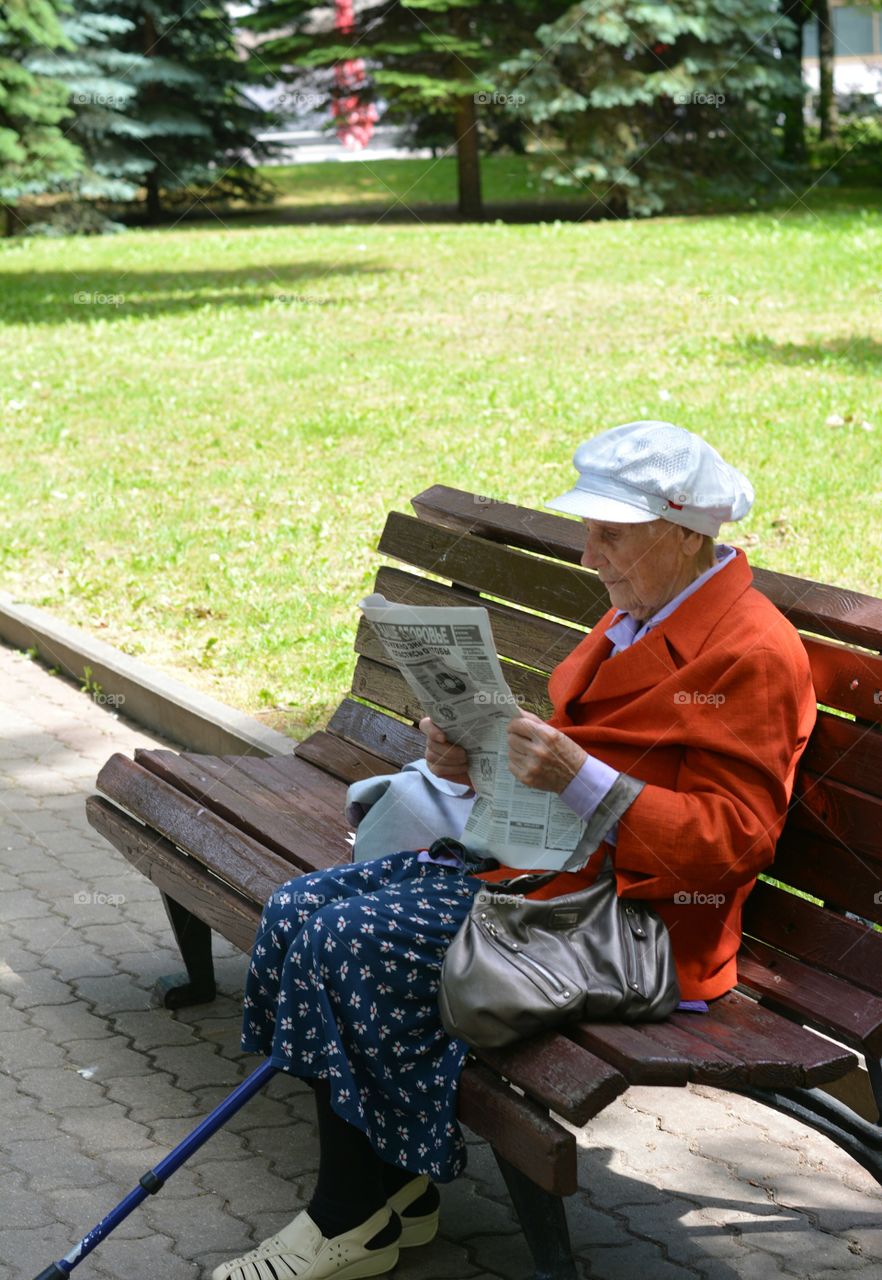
[345,759,476,863]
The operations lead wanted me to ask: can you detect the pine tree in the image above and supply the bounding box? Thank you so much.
[502,0,804,216]
[0,0,84,234]
[25,2,152,205]
[38,0,279,224]
[242,0,573,219]
[125,0,280,222]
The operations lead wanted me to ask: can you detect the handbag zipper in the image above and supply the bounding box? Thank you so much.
[480,917,573,999]
[622,904,646,997]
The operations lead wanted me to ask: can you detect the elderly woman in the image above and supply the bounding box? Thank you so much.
[213,421,816,1280]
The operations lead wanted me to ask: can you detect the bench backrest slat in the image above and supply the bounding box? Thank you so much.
[743,880,882,994]
[295,729,399,785]
[327,697,424,766]
[373,565,583,673]
[769,830,882,924]
[378,513,608,628]
[790,771,882,862]
[802,636,882,721]
[801,712,882,797]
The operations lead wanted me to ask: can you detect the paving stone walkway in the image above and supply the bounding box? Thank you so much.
[0,642,880,1280]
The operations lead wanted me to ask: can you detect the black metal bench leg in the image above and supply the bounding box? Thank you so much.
[493,1153,579,1280]
[868,1057,882,1125]
[154,892,217,1009]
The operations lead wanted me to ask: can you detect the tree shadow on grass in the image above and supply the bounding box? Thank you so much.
[729,333,882,370]
[0,258,389,326]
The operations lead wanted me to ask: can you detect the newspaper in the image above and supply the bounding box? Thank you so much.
[359,593,586,869]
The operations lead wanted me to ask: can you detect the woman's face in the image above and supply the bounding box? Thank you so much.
[580,518,702,622]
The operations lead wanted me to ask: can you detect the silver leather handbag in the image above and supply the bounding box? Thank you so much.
[438,859,680,1048]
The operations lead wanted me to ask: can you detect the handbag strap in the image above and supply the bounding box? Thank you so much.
[482,870,560,894]
[484,854,617,896]
[426,839,568,895]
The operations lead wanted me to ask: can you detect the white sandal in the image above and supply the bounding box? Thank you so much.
[386,1174,440,1249]
[210,1205,399,1280]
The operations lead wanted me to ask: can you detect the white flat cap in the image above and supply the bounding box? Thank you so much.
[546,420,754,537]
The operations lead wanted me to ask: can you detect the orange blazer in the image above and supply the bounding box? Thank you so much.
[480,548,817,1001]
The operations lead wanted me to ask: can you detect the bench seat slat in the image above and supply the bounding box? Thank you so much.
[474,1034,627,1127]
[133,750,352,872]
[86,795,265,953]
[411,485,882,650]
[219,753,352,836]
[571,991,856,1087]
[96,754,321,898]
[570,1013,741,1087]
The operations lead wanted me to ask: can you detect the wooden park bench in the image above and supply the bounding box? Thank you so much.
[87,486,882,1280]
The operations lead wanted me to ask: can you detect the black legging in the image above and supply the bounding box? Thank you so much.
[306,1079,416,1239]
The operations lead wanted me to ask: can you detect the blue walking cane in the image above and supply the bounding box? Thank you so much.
[33,1059,279,1279]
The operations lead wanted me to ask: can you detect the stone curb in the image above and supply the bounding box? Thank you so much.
[0,592,294,757]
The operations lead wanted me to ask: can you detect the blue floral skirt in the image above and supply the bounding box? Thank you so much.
[241,851,483,1182]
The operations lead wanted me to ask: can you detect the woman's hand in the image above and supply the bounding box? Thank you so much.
[419,717,473,787]
[506,710,587,793]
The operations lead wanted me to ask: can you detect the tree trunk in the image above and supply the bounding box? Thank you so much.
[816,0,838,140]
[780,0,810,163]
[145,170,162,223]
[454,94,483,219]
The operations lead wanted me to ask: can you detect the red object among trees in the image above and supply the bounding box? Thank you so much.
[333,0,378,149]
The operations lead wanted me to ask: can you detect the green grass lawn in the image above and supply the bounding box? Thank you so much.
[1,177,880,738]
[258,154,591,210]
